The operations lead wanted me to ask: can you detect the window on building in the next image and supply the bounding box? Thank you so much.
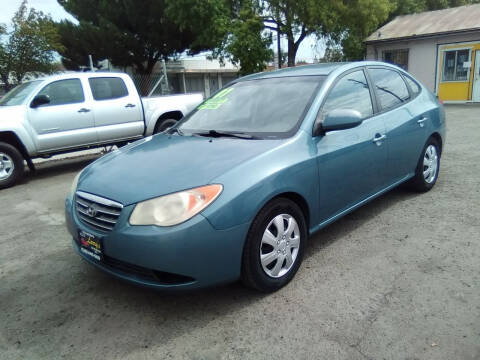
[382,49,409,70]
[89,77,129,100]
[368,68,410,111]
[442,49,471,82]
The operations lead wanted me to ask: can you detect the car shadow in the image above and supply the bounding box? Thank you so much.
[22,153,103,183]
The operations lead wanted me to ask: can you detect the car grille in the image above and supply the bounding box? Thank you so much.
[75,191,123,232]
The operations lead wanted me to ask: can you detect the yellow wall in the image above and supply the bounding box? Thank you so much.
[437,42,480,101]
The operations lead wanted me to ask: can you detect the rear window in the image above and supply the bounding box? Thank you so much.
[368,68,410,111]
[404,75,421,96]
[89,77,129,100]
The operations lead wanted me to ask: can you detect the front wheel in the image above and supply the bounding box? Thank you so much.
[408,138,441,192]
[0,142,25,190]
[241,198,307,292]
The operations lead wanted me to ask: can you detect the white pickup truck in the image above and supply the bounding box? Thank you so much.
[0,72,203,189]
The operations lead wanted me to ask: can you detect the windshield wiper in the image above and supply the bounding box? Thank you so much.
[192,130,258,139]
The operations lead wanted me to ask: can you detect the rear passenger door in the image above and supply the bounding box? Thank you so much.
[88,77,144,142]
[367,67,426,183]
[315,69,388,222]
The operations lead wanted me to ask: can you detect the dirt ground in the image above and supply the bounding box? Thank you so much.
[1,105,479,360]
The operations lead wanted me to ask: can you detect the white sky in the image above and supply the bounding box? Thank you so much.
[0,0,321,62]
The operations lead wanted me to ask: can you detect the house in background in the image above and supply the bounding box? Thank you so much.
[365,4,480,103]
[144,58,239,98]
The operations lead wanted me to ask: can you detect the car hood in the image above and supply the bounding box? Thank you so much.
[78,134,284,205]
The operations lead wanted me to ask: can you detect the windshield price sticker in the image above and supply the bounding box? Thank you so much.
[198,88,234,110]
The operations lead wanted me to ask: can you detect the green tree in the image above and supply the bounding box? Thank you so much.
[215,2,273,74]
[0,0,63,90]
[169,0,272,74]
[331,0,392,61]
[391,0,479,17]
[56,0,223,75]
[259,0,339,67]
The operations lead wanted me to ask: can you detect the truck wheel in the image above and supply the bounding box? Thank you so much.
[153,118,177,134]
[0,142,25,189]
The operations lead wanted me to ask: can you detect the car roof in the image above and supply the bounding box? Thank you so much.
[31,71,130,83]
[236,61,406,82]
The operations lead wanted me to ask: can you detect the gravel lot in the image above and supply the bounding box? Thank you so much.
[1,105,479,360]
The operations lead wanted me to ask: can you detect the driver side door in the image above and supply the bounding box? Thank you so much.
[314,69,388,223]
[27,78,97,152]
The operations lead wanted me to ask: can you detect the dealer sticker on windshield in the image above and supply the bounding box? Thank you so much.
[198,88,234,110]
[78,230,102,261]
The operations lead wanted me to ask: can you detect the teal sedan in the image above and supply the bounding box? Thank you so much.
[65,62,445,292]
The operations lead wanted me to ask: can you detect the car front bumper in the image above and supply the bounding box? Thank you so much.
[65,196,250,291]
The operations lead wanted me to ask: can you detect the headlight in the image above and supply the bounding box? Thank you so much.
[129,184,223,227]
[69,171,82,198]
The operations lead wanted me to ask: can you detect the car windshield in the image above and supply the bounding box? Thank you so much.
[0,80,43,106]
[178,76,324,138]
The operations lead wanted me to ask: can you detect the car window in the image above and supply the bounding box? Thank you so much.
[89,77,129,101]
[320,70,373,121]
[37,79,85,106]
[178,76,324,138]
[403,75,421,96]
[369,68,410,111]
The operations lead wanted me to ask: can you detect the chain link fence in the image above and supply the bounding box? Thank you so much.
[130,73,171,97]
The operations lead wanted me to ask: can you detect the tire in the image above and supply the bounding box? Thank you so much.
[408,137,441,192]
[153,118,177,134]
[241,198,307,292]
[0,142,25,190]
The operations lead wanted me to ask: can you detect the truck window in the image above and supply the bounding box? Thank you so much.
[89,77,129,101]
[37,79,85,106]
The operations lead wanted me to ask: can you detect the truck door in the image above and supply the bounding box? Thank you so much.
[27,78,97,152]
[87,76,144,142]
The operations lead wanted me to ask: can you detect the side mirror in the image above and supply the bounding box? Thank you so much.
[315,109,363,135]
[30,94,50,108]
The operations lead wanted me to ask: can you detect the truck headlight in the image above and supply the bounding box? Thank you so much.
[129,184,223,227]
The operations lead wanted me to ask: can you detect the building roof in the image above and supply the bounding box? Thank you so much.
[365,4,480,43]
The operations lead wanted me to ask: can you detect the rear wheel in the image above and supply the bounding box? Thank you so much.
[0,142,24,189]
[241,198,307,292]
[408,138,440,192]
[153,118,177,134]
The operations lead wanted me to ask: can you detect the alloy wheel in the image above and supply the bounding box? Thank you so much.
[0,152,14,181]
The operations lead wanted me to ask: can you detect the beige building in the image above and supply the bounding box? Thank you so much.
[365,4,480,103]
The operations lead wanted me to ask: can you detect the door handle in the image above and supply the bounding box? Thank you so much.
[417,116,428,127]
[372,134,387,145]
[78,108,91,113]
[125,103,136,108]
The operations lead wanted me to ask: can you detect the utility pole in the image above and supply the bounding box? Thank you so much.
[88,55,94,71]
[277,23,282,69]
